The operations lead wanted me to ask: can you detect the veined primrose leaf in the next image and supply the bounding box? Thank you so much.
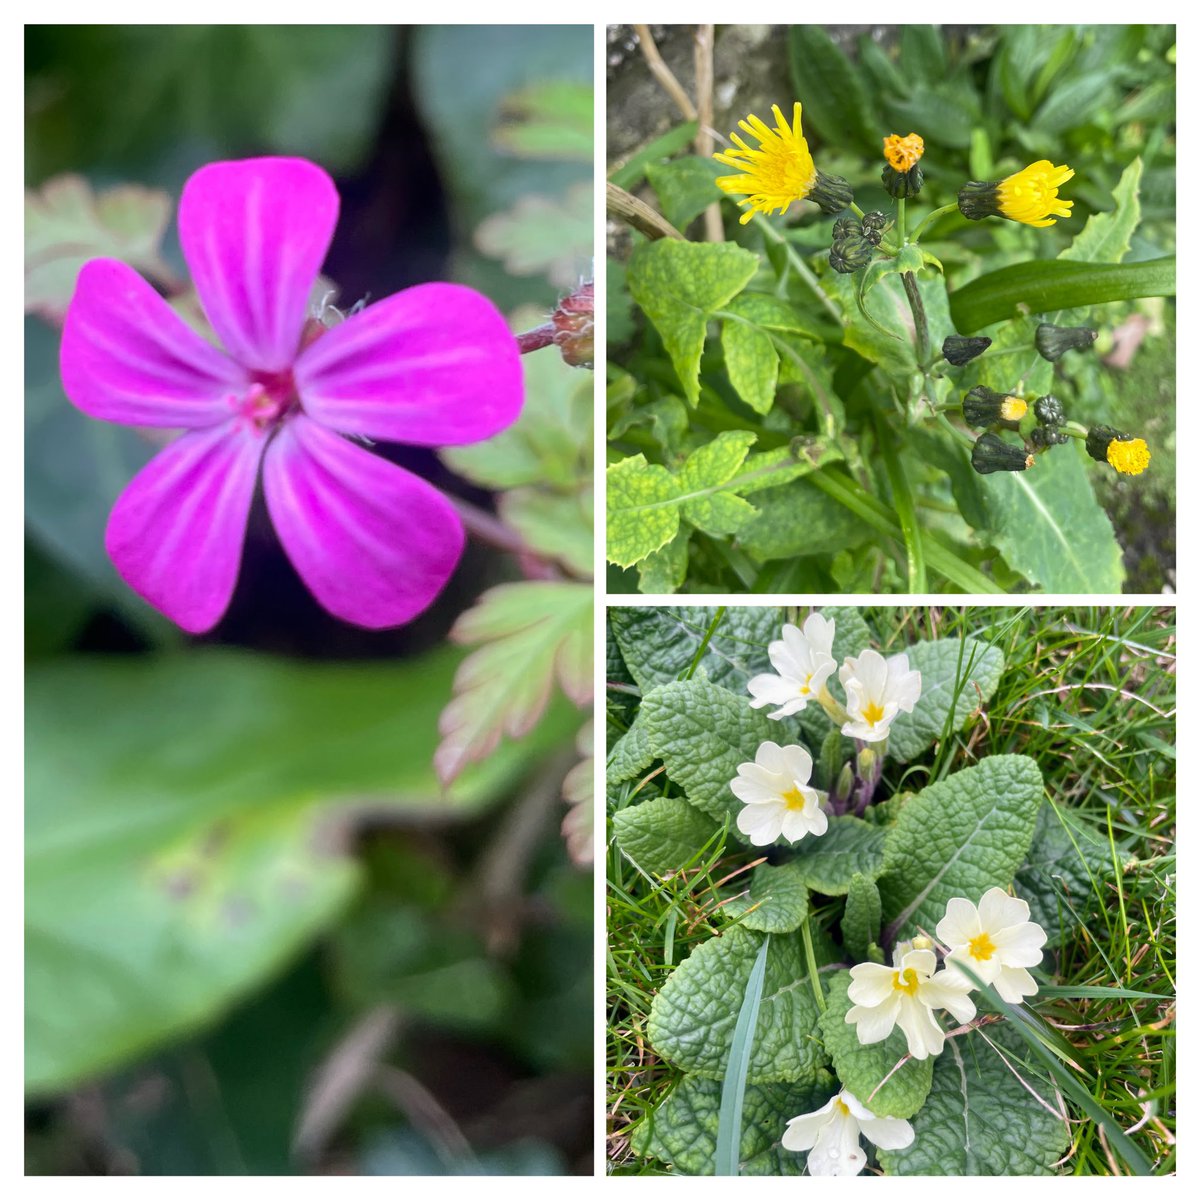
[842,873,882,961]
[611,796,723,877]
[786,815,887,896]
[723,860,810,934]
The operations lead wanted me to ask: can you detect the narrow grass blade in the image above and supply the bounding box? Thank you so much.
[715,933,770,1176]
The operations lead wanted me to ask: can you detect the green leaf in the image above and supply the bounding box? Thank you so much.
[498,485,592,578]
[608,606,776,693]
[724,862,811,934]
[637,530,690,594]
[817,971,933,1119]
[606,455,684,567]
[608,121,699,190]
[25,175,173,321]
[612,796,724,877]
[975,441,1125,594]
[648,928,828,1084]
[886,636,1006,762]
[785,816,887,896]
[878,755,1043,941]
[490,79,592,161]
[646,155,724,230]
[787,26,878,153]
[641,679,778,832]
[677,431,761,535]
[716,934,771,1174]
[842,873,882,962]
[25,647,557,1097]
[1059,157,1142,266]
[627,240,758,405]
[633,1074,831,1176]
[607,714,655,785]
[435,581,592,783]
[721,316,778,415]
[473,182,593,287]
[876,1026,1070,1174]
[948,257,1175,333]
[738,479,871,562]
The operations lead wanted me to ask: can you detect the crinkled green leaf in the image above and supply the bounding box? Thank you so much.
[877,1026,1070,1175]
[627,240,758,404]
[611,797,723,877]
[842,873,882,962]
[608,606,776,693]
[726,291,828,339]
[887,636,1006,762]
[606,455,684,567]
[786,816,888,896]
[606,715,655,785]
[490,80,592,162]
[724,862,810,934]
[879,755,1043,940]
[633,1074,832,1176]
[721,316,778,415]
[737,477,870,562]
[677,431,761,536]
[641,678,778,833]
[637,530,690,594]
[648,927,829,1083]
[817,971,933,1119]
[645,155,723,231]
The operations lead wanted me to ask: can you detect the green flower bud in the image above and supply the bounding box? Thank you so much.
[942,335,991,366]
[971,432,1034,474]
[1035,322,1099,362]
[834,762,855,806]
[1033,394,1065,427]
[956,179,1002,221]
[881,162,924,198]
[962,386,1028,431]
[1030,425,1069,448]
[832,216,859,241]
[808,170,855,216]
[829,231,874,274]
[861,210,888,232]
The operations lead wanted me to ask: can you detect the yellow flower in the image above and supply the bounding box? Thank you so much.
[883,132,924,172]
[957,160,1075,228]
[713,102,817,224]
[1086,425,1151,475]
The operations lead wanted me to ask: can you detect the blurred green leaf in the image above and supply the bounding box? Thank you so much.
[786,26,878,154]
[498,486,592,577]
[608,121,698,190]
[491,79,592,162]
[26,646,555,1097]
[474,182,592,288]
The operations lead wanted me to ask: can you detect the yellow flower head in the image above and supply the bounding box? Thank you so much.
[883,133,924,172]
[997,160,1075,227]
[713,102,817,224]
[1107,437,1151,476]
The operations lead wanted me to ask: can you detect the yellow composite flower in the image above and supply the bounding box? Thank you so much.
[713,102,817,224]
[958,160,1075,228]
[883,132,924,172]
[1087,425,1151,475]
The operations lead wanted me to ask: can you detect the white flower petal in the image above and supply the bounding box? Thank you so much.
[807,1106,866,1177]
[779,806,823,843]
[780,744,815,785]
[978,887,1031,931]
[991,920,1047,967]
[737,802,783,846]
[747,673,800,708]
[919,971,977,1024]
[896,996,944,1059]
[898,947,937,977]
[847,996,900,1045]
[754,740,788,774]
[994,964,1039,1003]
[846,962,896,1006]
[802,611,836,657]
[780,1096,838,1151]
[936,896,982,948]
[857,1112,915,1151]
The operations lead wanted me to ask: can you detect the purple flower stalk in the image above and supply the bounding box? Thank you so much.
[59,157,523,633]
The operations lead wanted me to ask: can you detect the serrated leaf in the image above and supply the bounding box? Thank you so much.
[627,240,758,405]
[498,486,592,578]
[724,861,810,934]
[817,971,933,1119]
[785,816,888,896]
[435,581,592,783]
[612,796,724,877]
[648,927,828,1083]
[561,719,593,867]
[975,441,1125,594]
[606,715,655,785]
[878,756,1043,941]
[490,80,592,162]
[641,679,778,833]
[721,316,778,414]
[678,431,760,535]
[637,529,690,594]
[645,155,723,230]
[633,1074,832,1176]
[886,636,1006,762]
[608,606,777,693]
[842,873,882,962]
[25,175,173,321]
[474,182,592,287]
[606,455,683,567]
[877,1026,1070,1174]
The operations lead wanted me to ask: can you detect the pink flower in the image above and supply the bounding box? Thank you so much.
[59,157,523,633]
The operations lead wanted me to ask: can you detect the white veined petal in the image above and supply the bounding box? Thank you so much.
[779,623,815,673]
[945,948,1001,986]
[899,947,937,978]
[806,1107,865,1176]
[747,673,800,707]
[754,740,788,774]
[780,1096,838,1151]
[993,964,1039,1003]
[780,743,815,785]
[846,962,896,1006]
[730,775,779,805]
[936,896,982,948]
[896,996,944,1059]
[767,636,805,681]
[847,996,900,1045]
[978,886,1031,931]
[991,920,1048,966]
[767,698,809,719]
[802,611,836,657]
[857,1111,915,1151]
[780,806,823,843]
[737,762,785,791]
[919,971,977,1023]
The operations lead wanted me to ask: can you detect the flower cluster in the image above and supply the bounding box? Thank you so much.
[733,614,922,845]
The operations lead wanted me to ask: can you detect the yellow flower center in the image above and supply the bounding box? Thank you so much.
[781,787,808,812]
[1000,396,1027,422]
[997,160,1075,228]
[968,931,997,961]
[893,967,920,995]
[834,1097,851,1116]
[883,132,924,171]
[862,700,885,726]
[799,673,812,696]
[713,102,818,224]
[1107,438,1150,476]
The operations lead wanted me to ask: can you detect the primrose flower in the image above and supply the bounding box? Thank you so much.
[730,741,827,847]
[957,160,1074,228]
[781,1089,914,1176]
[846,940,976,1060]
[713,102,852,224]
[937,888,1048,1003]
[839,650,921,743]
[747,612,836,719]
[1086,425,1151,476]
[59,157,522,633]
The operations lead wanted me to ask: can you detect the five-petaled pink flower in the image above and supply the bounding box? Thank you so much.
[59,157,523,633]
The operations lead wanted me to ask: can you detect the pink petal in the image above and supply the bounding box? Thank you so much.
[294,282,523,446]
[262,416,464,628]
[60,259,247,427]
[178,158,338,373]
[105,422,264,633]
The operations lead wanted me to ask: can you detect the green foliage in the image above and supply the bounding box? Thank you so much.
[612,797,723,877]
[842,873,883,961]
[785,816,887,896]
[722,862,811,934]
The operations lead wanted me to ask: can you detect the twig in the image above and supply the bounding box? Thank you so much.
[633,24,696,120]
[693,24,722,242]
[607,181,684,241]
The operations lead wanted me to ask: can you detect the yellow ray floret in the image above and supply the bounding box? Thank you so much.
[883,132,924,172]
[1108,437,1151,476]
[997,160,1075,227]
[713,102,817,224]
